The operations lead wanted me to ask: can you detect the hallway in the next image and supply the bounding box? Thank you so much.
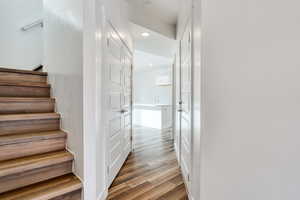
[107,127,188,200]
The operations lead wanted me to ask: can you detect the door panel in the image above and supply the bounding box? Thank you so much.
[109,93,122,110]
[175,52,182,163]
[110,141,123,164]
[106,23,133,186]
[109,117,122,137]
[179,20,192,190]
[122,48,133,155]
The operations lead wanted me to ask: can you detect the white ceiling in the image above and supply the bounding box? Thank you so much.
[126,0,180,25]
[131,23,177,58]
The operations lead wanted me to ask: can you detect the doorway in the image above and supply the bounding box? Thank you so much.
[106,20,190,199]
[131,23,175,140]
[103,0,194,199]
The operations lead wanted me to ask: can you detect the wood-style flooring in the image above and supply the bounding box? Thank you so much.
[107,127,188,200]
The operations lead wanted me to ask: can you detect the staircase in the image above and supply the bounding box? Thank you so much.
[0,68,82,200]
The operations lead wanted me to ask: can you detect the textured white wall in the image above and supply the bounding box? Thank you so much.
[0,0,43,69]
[43,0,84,181]
[200,0,300,199]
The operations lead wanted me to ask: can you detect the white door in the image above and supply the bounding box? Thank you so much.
[179,20,192,189]
[105,23,132,186]
[175,53,182,163]
[122,47,133,156]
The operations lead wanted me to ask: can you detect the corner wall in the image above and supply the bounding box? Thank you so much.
[43,0,84,180]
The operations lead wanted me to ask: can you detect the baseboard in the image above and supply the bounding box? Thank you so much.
[65,146,79,174]
[174,144,180,164]
[97,189,108,200]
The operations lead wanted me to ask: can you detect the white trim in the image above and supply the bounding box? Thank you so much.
[107,20,133,56]
[65,146,78,174]
[180,165,193,200]
[174,143,180,164]
[97,189,108,200]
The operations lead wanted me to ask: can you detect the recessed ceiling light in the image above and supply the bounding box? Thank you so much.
[141,32,150,37]
[149,63,153,67]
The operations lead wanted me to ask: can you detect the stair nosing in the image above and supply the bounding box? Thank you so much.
[0,113,60,122]
[0,81,50,88]
[0,67,48,76]
[0,131,66,146]
[0,151,73,178]
[39,182,82,200]
[0,97,55,102]
[0,174,82,200]
[30,179,82,200]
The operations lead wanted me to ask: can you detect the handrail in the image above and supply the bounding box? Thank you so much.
[21,19,43,31]
[33,65,43,71]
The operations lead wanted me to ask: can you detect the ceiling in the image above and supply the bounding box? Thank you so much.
[131,23,177,58]
[126,0,180,25]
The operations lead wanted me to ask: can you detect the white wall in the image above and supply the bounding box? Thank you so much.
[134,67,172,105]
[83,0,108,199]
[44,0,84,182]
[200,0,300,200]
[0,0,43,69]
[191,0,202,200]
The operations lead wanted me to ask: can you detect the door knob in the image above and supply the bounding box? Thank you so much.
[120,109,128,114]
[177,109,183,112]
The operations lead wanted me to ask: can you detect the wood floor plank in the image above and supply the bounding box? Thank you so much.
[158,183,188,200]
[107,127,188,199]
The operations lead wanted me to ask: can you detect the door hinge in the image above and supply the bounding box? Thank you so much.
[107,166,110,175]
[107,38,110,46]
[187,174,190,182]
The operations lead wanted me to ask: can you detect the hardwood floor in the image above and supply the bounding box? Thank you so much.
[107,127,188,200]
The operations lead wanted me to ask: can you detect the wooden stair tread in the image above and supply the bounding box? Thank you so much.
[0,81,50,88]
[0,67,81,198]
[0,113,60,122]
[0,151,73,177]
[0,130,66,146]
[0,97,54,102]
[0,174,81,200]
[0,68,47,76]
